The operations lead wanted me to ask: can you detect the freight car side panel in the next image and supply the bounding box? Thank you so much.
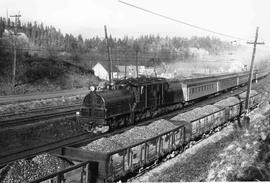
[190,109,226,139]
[239,93,261,111]
[72,122,190,182]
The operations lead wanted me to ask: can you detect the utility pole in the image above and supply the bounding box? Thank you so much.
[135,50,139,78]
[104,25,112,86]
[10,13,21,93]
[124,50,127,79]
[245,27,264,112]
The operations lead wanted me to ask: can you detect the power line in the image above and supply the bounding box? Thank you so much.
[119,0,248,42]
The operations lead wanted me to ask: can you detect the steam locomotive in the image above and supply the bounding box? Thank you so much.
[78,70,268,132]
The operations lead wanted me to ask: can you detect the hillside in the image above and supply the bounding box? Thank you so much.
[0,17,238,95]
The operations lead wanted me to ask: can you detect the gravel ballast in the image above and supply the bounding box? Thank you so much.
[0,153,72,183]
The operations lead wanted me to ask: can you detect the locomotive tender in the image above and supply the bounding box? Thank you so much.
[79,70,269,132]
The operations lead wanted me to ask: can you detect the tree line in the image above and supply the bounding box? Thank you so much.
[0,16,239,94]
[0,16,236,63]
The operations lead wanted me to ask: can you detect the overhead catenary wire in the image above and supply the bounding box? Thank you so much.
[119,0,249,42]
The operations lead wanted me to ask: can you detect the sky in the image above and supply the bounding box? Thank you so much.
[1,0,270,44]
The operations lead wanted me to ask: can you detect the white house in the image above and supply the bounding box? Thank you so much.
[92,62,119,81]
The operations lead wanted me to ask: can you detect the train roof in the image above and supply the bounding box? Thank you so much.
[180,71,250,85]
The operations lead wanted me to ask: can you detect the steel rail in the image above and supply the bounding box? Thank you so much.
[0,89,88,105]
[0,103,81,117]
[0,108,79,128]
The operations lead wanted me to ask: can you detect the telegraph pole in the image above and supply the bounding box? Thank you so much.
[104,25,112,86]
[10,13,21,92]
[245,27,264,112]
[135,50,139,78]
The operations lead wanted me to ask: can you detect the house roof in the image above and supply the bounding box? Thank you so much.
[93,62,119,72]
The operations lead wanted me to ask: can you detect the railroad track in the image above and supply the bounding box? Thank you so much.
[0,104,81,128]
[0,89,88,105]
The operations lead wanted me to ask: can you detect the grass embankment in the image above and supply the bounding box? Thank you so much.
[207,102,270,181]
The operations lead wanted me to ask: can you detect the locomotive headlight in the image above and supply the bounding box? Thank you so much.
[76,111,80,116]
[90,86,95,91]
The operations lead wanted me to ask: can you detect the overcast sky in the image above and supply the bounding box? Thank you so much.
[1,0,270,44]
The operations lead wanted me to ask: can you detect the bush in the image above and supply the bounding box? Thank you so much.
[24,60,65,82]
